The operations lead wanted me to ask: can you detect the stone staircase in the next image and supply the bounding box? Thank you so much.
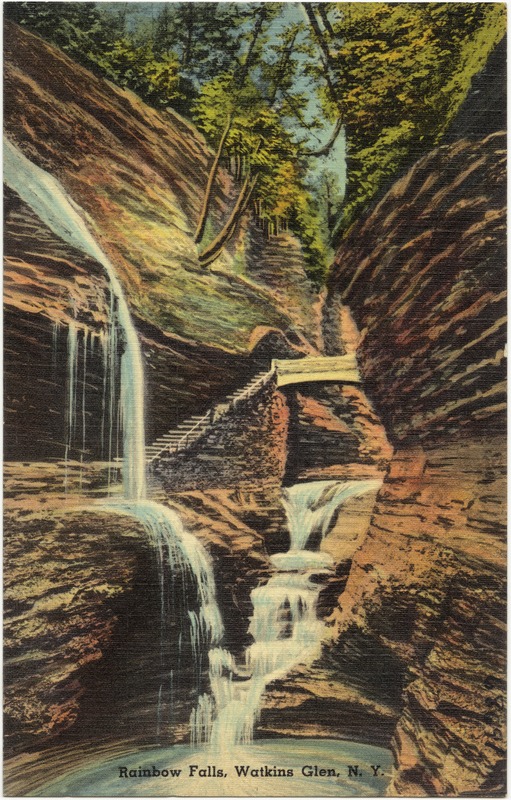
[146,369,275,465]
[145,354,360,466]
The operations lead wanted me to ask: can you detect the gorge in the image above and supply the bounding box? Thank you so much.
[3,9,506,799]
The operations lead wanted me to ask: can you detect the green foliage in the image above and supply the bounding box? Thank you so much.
[5,2,188,111]
[153,3,256,81]
[304,2,507,235]
[4,1,114,67]
[94,39,182,108]
[193,73,328,284]
[8,2,506,284]
[340,120,417,231]
[290,194,330,288]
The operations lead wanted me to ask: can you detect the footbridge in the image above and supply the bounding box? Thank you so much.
[272,354,360,387]
[147,354,360,465]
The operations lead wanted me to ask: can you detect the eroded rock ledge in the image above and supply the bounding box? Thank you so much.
[3,467,272,773]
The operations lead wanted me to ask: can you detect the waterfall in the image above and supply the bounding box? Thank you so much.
[194,478,382,752]
[4,138,146,501]
[64,321,78,490]
[109,500,224,733]
[283,479,383,550]
[5,138,223,737]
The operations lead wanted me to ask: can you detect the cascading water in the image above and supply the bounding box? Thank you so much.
[283,478,383,551]
[4,138,222,736]
[108,499,224,735]
[193,478,382,753]
[4,138,146,500]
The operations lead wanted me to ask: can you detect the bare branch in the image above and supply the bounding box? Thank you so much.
[306,116,343,158]
[194,112,233,243]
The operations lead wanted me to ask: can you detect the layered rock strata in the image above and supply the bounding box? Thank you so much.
[321,132,506,795]
[4,470,272,781]
[325,133,506,444]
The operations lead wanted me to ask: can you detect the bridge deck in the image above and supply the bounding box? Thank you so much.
[272,354,360,387]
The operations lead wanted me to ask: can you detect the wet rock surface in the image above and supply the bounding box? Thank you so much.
[4,493,150,756]
[283,384,392,484]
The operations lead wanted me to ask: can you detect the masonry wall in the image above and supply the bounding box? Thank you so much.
[151,379,289,492]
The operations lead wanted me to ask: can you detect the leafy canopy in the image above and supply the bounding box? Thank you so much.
[302,2,506,234]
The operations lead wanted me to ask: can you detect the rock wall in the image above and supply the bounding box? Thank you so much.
[4,490,151,756]
[325,133,506,445]
[323,132,506,795]
[4,20,319,357]
[3,186,254,460]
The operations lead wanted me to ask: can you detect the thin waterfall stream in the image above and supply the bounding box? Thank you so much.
[4,138,222,736]
[4,139,146,499]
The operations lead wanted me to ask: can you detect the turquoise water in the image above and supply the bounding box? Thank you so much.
[36,738,392,797]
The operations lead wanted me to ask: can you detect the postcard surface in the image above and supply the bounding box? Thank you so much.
[3,1,506,797]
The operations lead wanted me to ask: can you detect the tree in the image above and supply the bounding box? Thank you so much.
[93,38,182,109]
[8,2,504,284]
[192,4,272,244]
[301,2,507,235]
[4,1,115,67]
[152,4,255,86]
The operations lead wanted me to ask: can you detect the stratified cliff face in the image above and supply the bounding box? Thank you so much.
[4,21,318,461]
[325,133,505,445]
[3,467,271,772]
[324,132,506,795]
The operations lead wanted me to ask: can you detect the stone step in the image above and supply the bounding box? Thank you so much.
[146,372,272,460]
[158,435,201,444]
[148,429,207,450]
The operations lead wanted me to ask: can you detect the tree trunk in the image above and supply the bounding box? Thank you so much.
[318,5,336,39]
[199,172,259,267]
[194,113,233,244]
[194,7,268,245]
[302,3,343,113]
[235,6,267,89]
[267,31,299,106]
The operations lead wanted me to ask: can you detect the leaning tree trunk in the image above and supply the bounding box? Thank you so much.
[198,172,259,267]
[194,113,233,244]
[194,7,267,245]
